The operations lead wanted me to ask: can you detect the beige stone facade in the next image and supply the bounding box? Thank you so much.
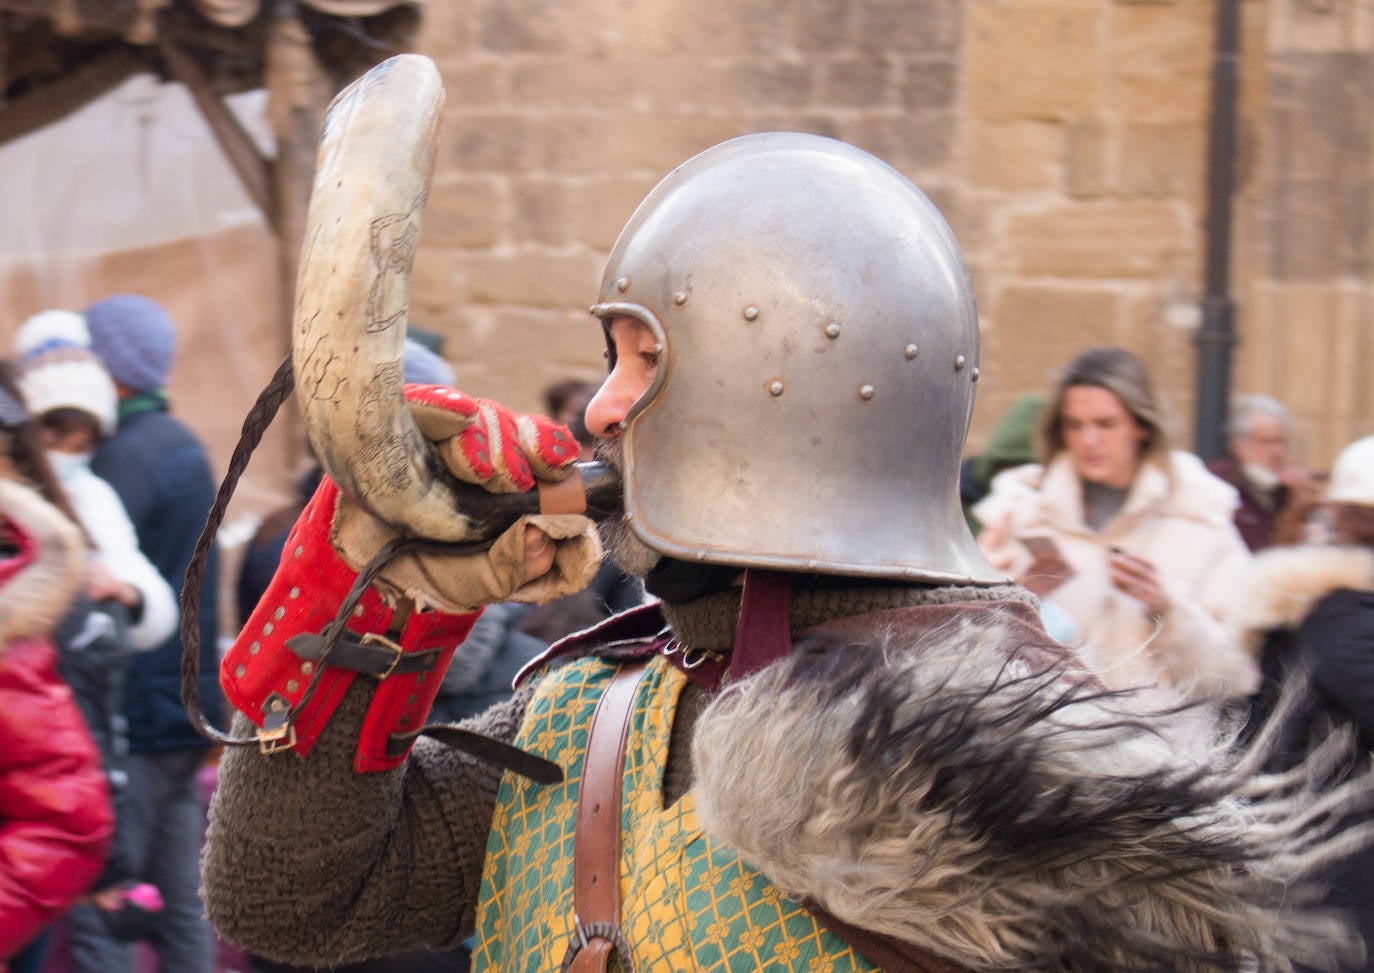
[407,0,1374,471]
[4,0,1372,502]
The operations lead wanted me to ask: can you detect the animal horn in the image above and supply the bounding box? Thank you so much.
[291,54,478,540]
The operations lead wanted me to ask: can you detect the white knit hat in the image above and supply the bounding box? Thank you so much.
[14,310,118,436]
[1327,436,1374,507]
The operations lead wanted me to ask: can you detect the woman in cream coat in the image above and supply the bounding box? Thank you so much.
[975,347,1258,706]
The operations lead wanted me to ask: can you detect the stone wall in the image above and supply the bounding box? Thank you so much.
[1236,0,1374,466]
[410,0,1370,468]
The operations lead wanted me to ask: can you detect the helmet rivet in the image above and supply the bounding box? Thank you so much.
[624,512,634,523]
[858,384,876,401]
[904,343,919,360]
[673,290,689,306]
[768,380,785,397]
[824,322,841,339]
[743,305,760,321]
[971,366,981,382]
[954,354,967,371]
[695,551,707,561]
[616,276,630,293]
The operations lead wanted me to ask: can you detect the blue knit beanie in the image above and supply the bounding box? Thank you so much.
[403,338,455,387]
[84,294,178,393]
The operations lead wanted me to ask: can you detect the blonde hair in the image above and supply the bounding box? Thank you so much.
[1040,347,1169,468]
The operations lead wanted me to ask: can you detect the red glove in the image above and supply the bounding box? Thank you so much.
[221,386,598,772]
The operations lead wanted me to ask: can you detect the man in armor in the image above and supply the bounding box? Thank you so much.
[204,130,1370,972]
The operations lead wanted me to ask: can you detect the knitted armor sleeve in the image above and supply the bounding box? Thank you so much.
[203,679,533,967]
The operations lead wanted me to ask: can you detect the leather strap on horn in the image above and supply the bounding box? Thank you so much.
[561,662,648,973]
[538,465,588,516]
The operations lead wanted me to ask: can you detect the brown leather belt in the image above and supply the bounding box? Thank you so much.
[561,662,648,973]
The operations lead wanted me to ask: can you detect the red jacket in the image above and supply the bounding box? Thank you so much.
[0,476,114,964]
[0,636,114,960]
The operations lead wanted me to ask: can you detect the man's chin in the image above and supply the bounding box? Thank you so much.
[593,437,662,578]
[598,515,662,579]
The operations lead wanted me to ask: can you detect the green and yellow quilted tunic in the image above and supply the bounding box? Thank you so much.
[472,654,878,972]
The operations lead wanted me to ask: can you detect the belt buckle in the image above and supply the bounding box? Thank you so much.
[362,631,405,679]
[257,708,298,754]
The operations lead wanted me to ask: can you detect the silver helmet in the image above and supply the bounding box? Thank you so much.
[591,132,1003,585]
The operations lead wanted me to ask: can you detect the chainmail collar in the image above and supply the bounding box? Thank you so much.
[659,582,1036,652]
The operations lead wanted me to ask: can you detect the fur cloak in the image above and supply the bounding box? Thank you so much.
[694,603,1374,972]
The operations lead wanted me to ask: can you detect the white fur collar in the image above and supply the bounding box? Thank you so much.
[0,478,85,649]
[1230,544,1374,641]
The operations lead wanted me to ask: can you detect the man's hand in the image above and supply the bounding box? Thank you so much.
[220,386,602,771]
[329,384,602,613]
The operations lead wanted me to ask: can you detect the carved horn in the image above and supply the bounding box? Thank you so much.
[291,54,478,540]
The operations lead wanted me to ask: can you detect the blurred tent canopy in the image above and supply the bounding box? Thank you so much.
[0,0,422,230]
[0,1,427,604]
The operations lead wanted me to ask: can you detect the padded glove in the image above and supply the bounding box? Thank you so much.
[220,386,602,771]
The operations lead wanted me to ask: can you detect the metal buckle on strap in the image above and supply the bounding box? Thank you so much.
[560,916,635,973]
[257,708,298,754]
[361,632,405,679]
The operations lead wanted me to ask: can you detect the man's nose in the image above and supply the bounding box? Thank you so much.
[584,369,636,439]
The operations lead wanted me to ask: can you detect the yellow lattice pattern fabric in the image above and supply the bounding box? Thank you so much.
[472,654,877,972]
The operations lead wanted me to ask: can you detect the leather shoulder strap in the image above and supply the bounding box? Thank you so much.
[562,662,648,973]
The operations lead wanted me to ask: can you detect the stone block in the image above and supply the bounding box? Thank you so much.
[571,176,661,252]
[614,0,796,56]
[1119,122,1206,204]
[963,121,1062,193]
[604,114,745,174]
[857,0,961,55]
[984,285,1122,396]
[1270,285,1342,425]
[723,61,814,112]
[453,307,606,412]
[822,59,894,108]
[414,0,476,59]
[1006,201,1188,278]
[512,179,572,246]
[1106,2,1212,122]
[1264,53,1374,179]
[525,115,619,177]
[901,58,959,111]
[476,0,565,54]
[458,251,604,309]
[419,178,503,249]
[1064,118,1111,199]
[935,187,991,256]
[408,251,467,319]
[431,60,505,110]
[798,0,854,51]
[748,114,845,141]
[966,4,1099,122]
[634,58,735,112]
[1266,0,1374,55]
[445,113,534,173]
[509,59,639,109]
[1257,178,1344,281]
[1116,292,1199,427]
[843,112,957,172]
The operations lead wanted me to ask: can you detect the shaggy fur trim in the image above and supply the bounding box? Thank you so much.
[693,611,1374,972]
[0,478,85,648]
[1231,545,1374,645]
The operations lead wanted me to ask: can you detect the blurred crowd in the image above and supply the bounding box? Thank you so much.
[2,295,1373,973]
[0,296,639,973]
